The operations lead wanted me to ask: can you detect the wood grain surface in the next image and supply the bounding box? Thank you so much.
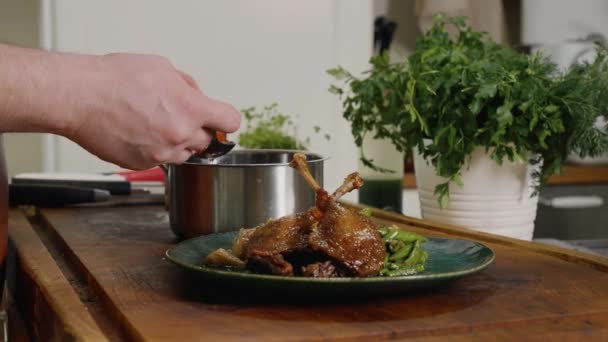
[8,210,107,341]
[9,204,608,341]
[403,163,608,188]
[545,164,608,185]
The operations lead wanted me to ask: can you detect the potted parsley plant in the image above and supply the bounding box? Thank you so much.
[237,103,330,150]
[328,15,608,240]
[237,103,307,150]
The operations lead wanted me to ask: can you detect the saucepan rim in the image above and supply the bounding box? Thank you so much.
[179,149,328,167]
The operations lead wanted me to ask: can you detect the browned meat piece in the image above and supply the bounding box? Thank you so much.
[301,261,341,278]
[309,201,386,277]
[247,250,294,276]
[231,227,257,259]
[203,248,245,269]
[239,212,314,275]
[242,214,312,257]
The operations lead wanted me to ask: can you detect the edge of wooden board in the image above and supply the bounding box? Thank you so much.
[403,164,608,188]
[8,209,108,341]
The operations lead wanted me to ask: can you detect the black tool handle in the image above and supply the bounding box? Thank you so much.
[11,178,131,195]
[9,184,110,207]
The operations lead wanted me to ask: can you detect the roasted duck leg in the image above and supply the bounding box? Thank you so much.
[289,154,386,277]
[206,153,386,277]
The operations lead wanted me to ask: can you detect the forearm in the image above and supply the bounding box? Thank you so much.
[0,44,240,170]
[0,44,99,135]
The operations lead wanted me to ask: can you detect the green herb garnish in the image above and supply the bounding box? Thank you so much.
[359,208,428,276]
[359,207,373,217]
[329,15,608,207]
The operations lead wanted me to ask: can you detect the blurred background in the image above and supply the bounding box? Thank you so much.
[1,0,607,251]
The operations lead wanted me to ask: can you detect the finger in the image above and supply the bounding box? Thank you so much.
[177,69,201,91]
[182,128,214,154]
[184,91,241,133]
[166,149,195,165]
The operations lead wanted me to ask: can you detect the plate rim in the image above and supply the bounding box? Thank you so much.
[165,233,495,283]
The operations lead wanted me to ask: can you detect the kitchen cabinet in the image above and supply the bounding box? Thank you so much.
[534,184,608,240]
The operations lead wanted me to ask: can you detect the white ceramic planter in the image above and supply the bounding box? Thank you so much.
[414,146,539,240]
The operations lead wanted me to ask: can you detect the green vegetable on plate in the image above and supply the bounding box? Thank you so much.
[358,208,428,277]
[378,225,428,277]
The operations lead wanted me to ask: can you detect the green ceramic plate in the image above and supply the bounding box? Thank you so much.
[165,231,495,296]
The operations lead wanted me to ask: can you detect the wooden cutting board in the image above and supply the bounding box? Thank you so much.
[7,203,608,341]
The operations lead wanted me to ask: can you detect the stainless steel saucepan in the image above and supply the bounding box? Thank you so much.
[163,149,325,239]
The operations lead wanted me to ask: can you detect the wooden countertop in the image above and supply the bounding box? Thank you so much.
[545,164,608,185]
[7,200,608,340]
[404,163,608,189]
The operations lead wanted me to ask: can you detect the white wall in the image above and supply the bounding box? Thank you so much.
[523,0,608,44]
[45,0,373,198]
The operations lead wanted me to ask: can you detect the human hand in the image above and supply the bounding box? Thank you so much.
[66,53,240,170]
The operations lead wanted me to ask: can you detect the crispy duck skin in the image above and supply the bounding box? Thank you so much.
[309,200,386,277]
[210,153,386,277]
[239,213,313,276]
